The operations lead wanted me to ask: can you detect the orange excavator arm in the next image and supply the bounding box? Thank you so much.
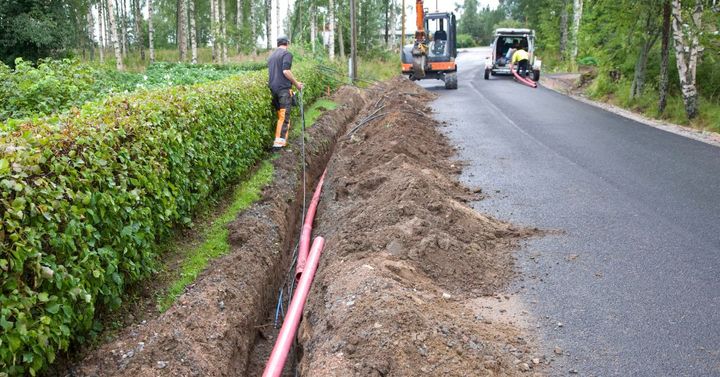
[416,0,425,35]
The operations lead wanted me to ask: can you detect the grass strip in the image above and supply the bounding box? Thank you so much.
[157,160,274,312]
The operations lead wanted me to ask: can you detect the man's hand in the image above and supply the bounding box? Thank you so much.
[296,81,304,91]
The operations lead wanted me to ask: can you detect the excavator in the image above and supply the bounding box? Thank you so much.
[401,0,458,89]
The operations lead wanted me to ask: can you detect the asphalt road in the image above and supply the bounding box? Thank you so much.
[420,47,720,376]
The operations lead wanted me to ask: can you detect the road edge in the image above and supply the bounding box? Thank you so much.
[540,75,720,148]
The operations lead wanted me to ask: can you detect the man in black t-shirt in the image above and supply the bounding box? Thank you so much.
[267,36,304,150]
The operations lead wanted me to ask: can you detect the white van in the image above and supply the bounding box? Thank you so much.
[484,28,541,81]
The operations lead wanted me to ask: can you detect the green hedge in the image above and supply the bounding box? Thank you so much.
[0,63,333,375]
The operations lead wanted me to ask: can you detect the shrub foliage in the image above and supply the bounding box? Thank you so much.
[0,63,332,375]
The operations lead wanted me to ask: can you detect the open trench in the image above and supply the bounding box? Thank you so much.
[72,78,542,377]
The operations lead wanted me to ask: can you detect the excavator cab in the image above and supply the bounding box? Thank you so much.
[402,9,458,89]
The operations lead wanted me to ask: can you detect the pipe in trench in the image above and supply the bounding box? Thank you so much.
[263,236,326,377]
[295,168,327,281]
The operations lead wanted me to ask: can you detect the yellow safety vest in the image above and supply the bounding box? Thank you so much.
[512,49,530,63]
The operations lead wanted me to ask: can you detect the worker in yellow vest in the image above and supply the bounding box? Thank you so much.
[511,46,530,77]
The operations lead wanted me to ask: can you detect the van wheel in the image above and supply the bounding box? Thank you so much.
[484,69,490,80]
[445,72,458,89]
[533,70,540,82]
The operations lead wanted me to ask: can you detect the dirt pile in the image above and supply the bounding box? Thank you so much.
[297,77,539,376]
[69,86,367,377]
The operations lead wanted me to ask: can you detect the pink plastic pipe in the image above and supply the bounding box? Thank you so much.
[510,65,538,88]
[263,237,326,377]
[296,169,327,280]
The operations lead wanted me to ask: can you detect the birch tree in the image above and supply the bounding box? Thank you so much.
[97,2,106,63]
[148,0,155,62]
[189,0,198,63]
[237,0,243,52]
[671,0,704,119]
[571,0,583,63]
[211,0,217,62]
[266,0,272,49]
[107,0,124,70]
[178,0,188,61]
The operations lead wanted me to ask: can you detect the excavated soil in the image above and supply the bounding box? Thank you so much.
[69,85,367,377]
[296,77,542,376]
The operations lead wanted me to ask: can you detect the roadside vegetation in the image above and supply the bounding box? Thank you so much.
[459,0,720,131]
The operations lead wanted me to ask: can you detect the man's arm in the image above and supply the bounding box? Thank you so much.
[283,69,304,91]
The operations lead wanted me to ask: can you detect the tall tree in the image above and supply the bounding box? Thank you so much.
[178,0,188,61]
[107,0,125,70]
[148,0,155,62]
[266,0,271,49]
[559,0,569,60]
[211,0,217,62]
[311,4,317,52]
[570,0,583,63]
[658,0,672,114]
[236,0,243,52]
[189,0,197,63]
[121,0,128,56]
[133,0,145,60]
[671,0,704,119]
[220,0,227,62]
[630,8,661,99]
[329,0,336,60]
[97,2,106,63]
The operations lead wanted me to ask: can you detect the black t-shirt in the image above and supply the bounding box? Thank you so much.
[267,48,293,93]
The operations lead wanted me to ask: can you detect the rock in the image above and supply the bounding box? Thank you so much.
[519,363,530,372]
[569,369,579,374]
[442,292,452,299]
[156,361,168,369]
[554,347,563,355]
[532,358,541,364]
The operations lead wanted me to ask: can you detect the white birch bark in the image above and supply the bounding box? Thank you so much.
[107,0,124,70]
[671,0,704,119]
[189,0,198,63]
[311,6,317,53]
[571,0,583,63]
[148,0,155,62]
[178,0,188,61]
[211,0,217,62]
[97,3,106,62]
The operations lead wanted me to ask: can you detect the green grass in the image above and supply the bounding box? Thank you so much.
[157,160,274,312]
[305,98,338,125]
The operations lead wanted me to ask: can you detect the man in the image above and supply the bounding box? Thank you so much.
[511,46,530,77]
[267,36,304,150]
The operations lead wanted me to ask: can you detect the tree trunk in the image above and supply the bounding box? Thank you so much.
[559,0,569,60]
[148,0,155,63]
[98,1,106,63]
[133,0,144,60]
[339,14,345,59]
[671,0,704,119]
[107,0,124,70]
[658,0,671,114]
[221,0,227,62]
[189,0,198,63]
[211,0,217,62]
[85,7,95,60]
[311,6,317,52]
[265,0,271,49]
[251,1,257,54]
[237,0,243,53]
[178,0,187,61]
[571,0,583,63]
[104,0,112,51]
[631,15,660,99]
[121,0,128,56]
[329,0,336,60]
[275,0,280,38]
[389,0,396,50]
[384,0,389,45]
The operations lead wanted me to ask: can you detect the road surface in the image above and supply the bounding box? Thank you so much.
[420,47,720,376]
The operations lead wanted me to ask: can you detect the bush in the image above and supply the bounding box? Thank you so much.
[0,63,334,376]
[456,34,477,48]
[0,59,266,123]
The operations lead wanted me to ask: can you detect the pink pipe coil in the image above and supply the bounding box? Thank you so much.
[263,237,326,377]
